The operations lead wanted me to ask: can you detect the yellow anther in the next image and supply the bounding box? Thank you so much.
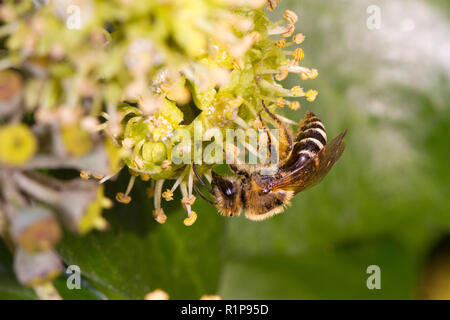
[183,211,198,226]
[276,97,287,108]
[140,173,150,181]
[182,195,196,206]
[152,208,167,224]
[305,89,318,102]
[275,67,288,81]
[293,48,304,62]
[293,33,305,44]
[291,86,304,97]
[288,101,301,111]
[284,10,298,24]
[80,171,91,180]
[282,24,295,37]
[300,68,318,80]
[299,72,309,80]
[162,189,174,201]
[116,192,131,204]
[275,38,286,48]
[155,214,167,224]
[308,68,319,79]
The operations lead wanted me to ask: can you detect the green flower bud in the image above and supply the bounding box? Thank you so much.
[142,142,167,164]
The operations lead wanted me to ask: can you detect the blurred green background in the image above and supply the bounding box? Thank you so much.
[1,0,449,299]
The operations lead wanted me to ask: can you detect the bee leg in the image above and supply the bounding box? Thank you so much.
[192,163,214,194]
[261,100,293,162]
[193,183,216,205]
[256,112,273,160]
[228,164,249,177]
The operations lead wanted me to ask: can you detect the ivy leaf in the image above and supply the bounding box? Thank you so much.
[219,239,418,299]
[58,172,225,299]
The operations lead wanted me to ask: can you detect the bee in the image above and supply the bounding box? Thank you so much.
[193,101,347,221]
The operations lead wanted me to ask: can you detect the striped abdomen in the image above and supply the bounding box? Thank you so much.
[293,112,327,166]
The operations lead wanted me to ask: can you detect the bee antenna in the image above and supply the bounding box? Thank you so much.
[193,183,216,205]
[261,100,277,121]
[192,163,214,194]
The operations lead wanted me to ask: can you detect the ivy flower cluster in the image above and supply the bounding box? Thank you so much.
[0,0,318,296]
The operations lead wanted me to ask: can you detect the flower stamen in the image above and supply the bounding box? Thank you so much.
[276,97,287,108]
[80,171,91,180]
[183,211,197,226]
[291,86,304,97]
[293,33,305,44]
[153,180,166,224]
[305,89,318,102]
[284,10,298,24]
[275,67,288,81]
[288,101,301,111]
[293,48,304,62]
[162,189,174,201]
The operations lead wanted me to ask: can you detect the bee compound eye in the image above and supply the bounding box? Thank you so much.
[225,187,234,196]
[219,180,235,198]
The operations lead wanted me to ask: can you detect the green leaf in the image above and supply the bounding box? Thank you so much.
[58,172,225,299]
[53,276,105,300]
[219,239,418,299]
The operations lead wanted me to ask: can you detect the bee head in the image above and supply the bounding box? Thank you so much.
[211,171,242,217]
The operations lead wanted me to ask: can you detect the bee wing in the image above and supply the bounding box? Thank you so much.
[267,129,347,193]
